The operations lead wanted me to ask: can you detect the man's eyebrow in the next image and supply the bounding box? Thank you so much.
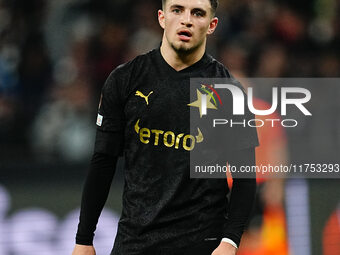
[192,8,207,15]
[170,4,184,9]
[170,5,208,14]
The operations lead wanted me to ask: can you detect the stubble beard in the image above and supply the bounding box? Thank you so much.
[170,39,203,55]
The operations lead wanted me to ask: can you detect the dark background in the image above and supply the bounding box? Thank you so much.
[1,0,340,254]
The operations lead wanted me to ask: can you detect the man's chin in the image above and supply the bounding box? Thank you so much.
[171,42,196,54]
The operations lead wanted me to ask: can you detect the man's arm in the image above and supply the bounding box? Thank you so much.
[72,130,122,254]
[76,151,118,244]
[212,147,257,255]
[72,65,125,254]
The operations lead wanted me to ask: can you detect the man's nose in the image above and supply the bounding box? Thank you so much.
[181,11,193,27]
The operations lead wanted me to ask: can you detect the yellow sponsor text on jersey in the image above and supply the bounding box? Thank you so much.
[134,119,203,151]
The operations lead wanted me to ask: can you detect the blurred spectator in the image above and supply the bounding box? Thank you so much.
[31,58,95,163]
[254,44,288,77]
[89,22,128,93]
[18,33,52,122]
[219,44,249,75]
[272,6,306,44]
[318,53,340,77]
[128,1,162,56]
[0,44,20,146]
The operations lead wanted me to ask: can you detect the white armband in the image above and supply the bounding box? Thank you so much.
[221,238,238,249]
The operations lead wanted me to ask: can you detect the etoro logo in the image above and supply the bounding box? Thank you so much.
[134,119,204,151]
[188,84,222,118]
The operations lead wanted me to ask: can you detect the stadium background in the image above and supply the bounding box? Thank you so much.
[0,0,340,254]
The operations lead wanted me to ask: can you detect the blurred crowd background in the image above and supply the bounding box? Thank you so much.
[1,0,340,162]
[0,0,340,254]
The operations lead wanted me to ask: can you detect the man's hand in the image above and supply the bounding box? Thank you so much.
[72,244,96,255]
[211,242,237,255]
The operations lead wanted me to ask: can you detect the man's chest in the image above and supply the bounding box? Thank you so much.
[121,75,209,153]
[124,77,191,130]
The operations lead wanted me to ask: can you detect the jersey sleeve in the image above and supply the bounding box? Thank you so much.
[224,148,257,247]
[94,70,126,156]
[76,152,118,245]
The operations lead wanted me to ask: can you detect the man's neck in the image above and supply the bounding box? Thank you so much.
[160,38,206,71]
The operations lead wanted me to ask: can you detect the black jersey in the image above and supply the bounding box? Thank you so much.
[94,48,258,254]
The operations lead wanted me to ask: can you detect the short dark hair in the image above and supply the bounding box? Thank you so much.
[162,0,219,16]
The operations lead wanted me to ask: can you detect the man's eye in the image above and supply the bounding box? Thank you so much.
[193,11,204,17]
[172,9,181,14]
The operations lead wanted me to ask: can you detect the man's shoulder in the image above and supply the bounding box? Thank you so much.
[103,49,157,96]
[206,54,247,92]
[110,49,156,79]
[206,54,232,78]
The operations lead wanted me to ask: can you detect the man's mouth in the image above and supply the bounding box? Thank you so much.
[177,30,192,41]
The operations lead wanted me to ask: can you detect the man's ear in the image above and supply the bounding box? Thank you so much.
[158,10,165,29]
[207,17,218,35]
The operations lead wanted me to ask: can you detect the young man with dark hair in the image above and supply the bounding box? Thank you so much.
[72,0,258,254]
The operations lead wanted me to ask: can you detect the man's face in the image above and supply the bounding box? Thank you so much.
[159,0,218,53]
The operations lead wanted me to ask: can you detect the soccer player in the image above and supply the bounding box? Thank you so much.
[72,0,258,254]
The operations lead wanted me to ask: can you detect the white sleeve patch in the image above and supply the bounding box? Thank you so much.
[221,238,238,249]
[96,114,103,126]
